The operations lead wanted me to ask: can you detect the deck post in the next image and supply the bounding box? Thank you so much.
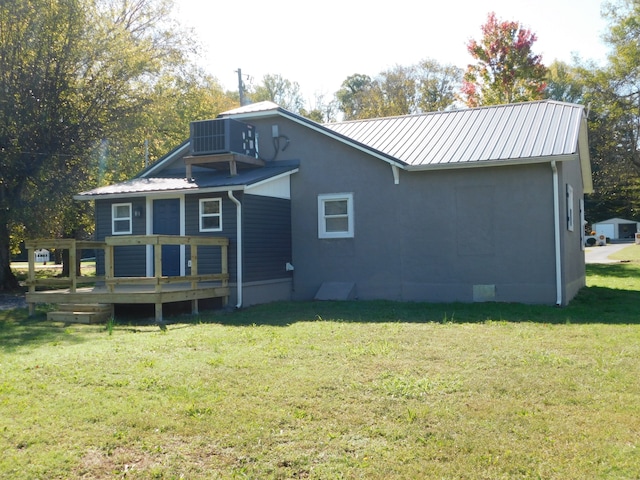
[154,238,162,293]
[191,241,199,315]
[105,244,114,293]
[24,235,229,323]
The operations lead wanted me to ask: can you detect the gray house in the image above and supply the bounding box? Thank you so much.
[76,99,593,307]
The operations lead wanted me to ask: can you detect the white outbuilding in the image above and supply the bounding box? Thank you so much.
[592,217,640,241]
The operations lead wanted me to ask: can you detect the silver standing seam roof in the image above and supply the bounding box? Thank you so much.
[76,100,592,198]
[324,100,586,168]
[222,100,592,192]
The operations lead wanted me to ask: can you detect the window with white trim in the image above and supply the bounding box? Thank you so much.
[112,203,132,235]
[199,198,222,232]
[318,193,354,238]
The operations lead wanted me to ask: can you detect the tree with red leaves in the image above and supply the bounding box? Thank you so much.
[461,12,548,107]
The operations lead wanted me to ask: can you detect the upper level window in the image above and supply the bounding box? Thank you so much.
[200,198,222,232]
[318,193,354,239]
[112,203,132,235]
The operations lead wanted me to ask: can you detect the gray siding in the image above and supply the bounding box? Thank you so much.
[184,192,292,284]
[185,193,238,282]
[95,199,146,277]
[243,194,292,283]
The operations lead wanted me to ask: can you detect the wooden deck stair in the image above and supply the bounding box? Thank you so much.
[47,304,113,324]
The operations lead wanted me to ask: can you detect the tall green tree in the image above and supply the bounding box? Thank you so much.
[545,60,585,104]
[0,0,192,289]
[250,74,305,113]
[577,0,640,221]
[461,12,547,107]
[336,60,461,120]
[601,0,640,171]
[415,59,463,113]
[335,74,376,120]
[98,71,237,186]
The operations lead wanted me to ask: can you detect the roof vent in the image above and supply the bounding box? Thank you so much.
[190,118,256,157]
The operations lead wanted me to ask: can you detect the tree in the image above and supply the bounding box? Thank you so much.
[577,0,640,221]
[0,0,193,289]
[250,74,305,113]
[461,12,548,107]
[336,60,461,120]
[415,59,463,113]
[98,71,237,186]
[545,60,585,104]
[336,74,376,120]
[299,93,339,123]
[600,0,640,171]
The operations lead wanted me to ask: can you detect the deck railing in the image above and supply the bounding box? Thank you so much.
[24,239,107,294]
[102,235,229,293]
[25,235,229,318]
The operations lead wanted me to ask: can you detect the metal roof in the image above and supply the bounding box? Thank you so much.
[75,162,299,200]
[220,101,282,117]
[324,100,586,167]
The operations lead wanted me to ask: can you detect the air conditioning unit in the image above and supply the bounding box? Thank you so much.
[190,118,256,156]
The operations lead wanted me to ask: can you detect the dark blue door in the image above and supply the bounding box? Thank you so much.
[153,199,180,276]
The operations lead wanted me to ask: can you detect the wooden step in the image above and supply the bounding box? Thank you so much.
[47,303,112,324]
[56,303,112,313]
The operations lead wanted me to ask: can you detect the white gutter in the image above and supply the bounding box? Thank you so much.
[551,161,562,306]
[228,191,243,308]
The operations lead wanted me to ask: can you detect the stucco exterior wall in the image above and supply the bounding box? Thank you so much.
[246,115,574,305]
[557,157,588,304]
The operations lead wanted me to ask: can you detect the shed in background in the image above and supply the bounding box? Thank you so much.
[592,217,640,240]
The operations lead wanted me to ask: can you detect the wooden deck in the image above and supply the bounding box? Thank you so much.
[24,235,230,322]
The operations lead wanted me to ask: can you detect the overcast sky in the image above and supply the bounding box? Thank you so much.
[173,0,611,102]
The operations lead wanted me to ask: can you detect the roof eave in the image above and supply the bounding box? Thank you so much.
[73,185,246,201]
[404,154,580,172]
[578,117,594,194]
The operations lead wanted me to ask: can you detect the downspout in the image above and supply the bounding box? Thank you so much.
[551,161,562,306]
[228,191,243,308]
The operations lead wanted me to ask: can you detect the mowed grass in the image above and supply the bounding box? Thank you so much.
[2,249,640,478]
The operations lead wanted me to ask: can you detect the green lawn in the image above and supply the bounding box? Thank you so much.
[2,251,640,479]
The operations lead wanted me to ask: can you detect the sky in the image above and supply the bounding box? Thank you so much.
[173,0,611,103]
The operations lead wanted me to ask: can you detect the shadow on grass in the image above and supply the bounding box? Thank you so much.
[587,263,639,279]
[204,263,640,326]
[202,285,640,327]
[3,263,640,348]
[0,308,91,353]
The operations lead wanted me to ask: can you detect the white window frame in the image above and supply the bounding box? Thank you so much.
[318,193,354,239]
[199,198,222,232]
[112,203,132,235]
